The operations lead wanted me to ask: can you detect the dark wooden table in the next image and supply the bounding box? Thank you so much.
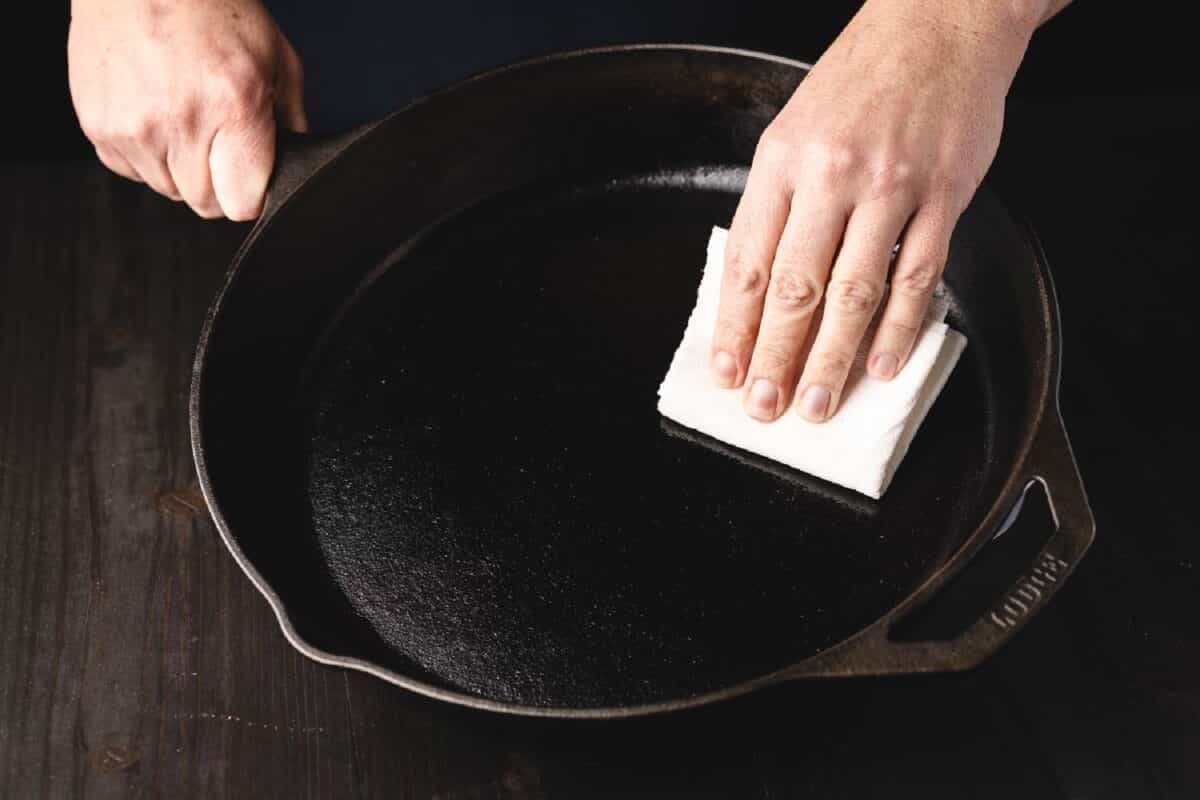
[3,96,1198,798]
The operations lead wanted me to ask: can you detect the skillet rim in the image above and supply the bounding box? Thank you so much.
[190,43,1062,718]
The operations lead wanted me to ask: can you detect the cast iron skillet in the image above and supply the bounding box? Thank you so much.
[190,45,1095,718]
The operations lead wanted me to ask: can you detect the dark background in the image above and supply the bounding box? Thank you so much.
[7,1,1197,160]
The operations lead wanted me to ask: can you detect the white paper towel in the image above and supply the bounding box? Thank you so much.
[657,226,967,499]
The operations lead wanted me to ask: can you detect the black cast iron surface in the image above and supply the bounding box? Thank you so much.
[190,47,1087,714]
[305,173,990,707]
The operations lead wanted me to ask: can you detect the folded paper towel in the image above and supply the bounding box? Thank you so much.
[657,226,967,499]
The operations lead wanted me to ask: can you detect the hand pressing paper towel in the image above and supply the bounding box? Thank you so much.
[657,227,967,499]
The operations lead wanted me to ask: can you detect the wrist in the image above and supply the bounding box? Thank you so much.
[859,0,1037,86]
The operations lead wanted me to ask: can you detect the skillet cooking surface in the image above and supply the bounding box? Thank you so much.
[304,170,993,708]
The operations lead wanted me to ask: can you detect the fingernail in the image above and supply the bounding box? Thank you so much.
[799,385,831,422]
[746,378,780,421]
[870,353,899,380]
[712,350,738,386]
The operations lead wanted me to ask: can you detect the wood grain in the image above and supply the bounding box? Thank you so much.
[2,95,1199,798]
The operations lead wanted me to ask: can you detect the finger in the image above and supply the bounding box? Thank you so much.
[116,138,182,201]
[796,201,910,422]
[209,110,276,221]
[867,202,957,379]
[710,164,791,389]
[740,197,847,421]
[167,130,223,219]
[95,145,141,183]
[275,39,309,133]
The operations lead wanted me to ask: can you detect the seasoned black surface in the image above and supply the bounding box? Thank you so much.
[1,95,1198,796]
[306,176,990,707]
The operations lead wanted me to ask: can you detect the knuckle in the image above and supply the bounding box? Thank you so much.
[212,61,269,117]
[770,269,823,315]
[76,109,109,143]
[806,138,859,186]
[724,247,768,294]
[754,124,794,166]
[894,263,941,297]
[160,102,199,135]
[80,123,107,146]
[94,149,122,176]
[827,277,883,316]
[869,159,916,199]
[117,112,158,144]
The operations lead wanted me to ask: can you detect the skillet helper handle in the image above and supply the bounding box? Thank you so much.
[260,123,380,221]
[787,409,1095,677]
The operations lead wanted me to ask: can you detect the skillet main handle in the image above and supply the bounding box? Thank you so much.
[260,123,381,221]
[785,409,1095,677]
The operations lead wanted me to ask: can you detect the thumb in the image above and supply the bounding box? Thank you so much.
[275,39,309,133]
[209,109,276,221]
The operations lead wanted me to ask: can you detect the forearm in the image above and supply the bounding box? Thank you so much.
[848,0,1072,95]
[862,1,1074,41]
[843,1,1032,97]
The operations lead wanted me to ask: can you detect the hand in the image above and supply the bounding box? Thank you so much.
[68,0,307,220]
[712,0,1042,422]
